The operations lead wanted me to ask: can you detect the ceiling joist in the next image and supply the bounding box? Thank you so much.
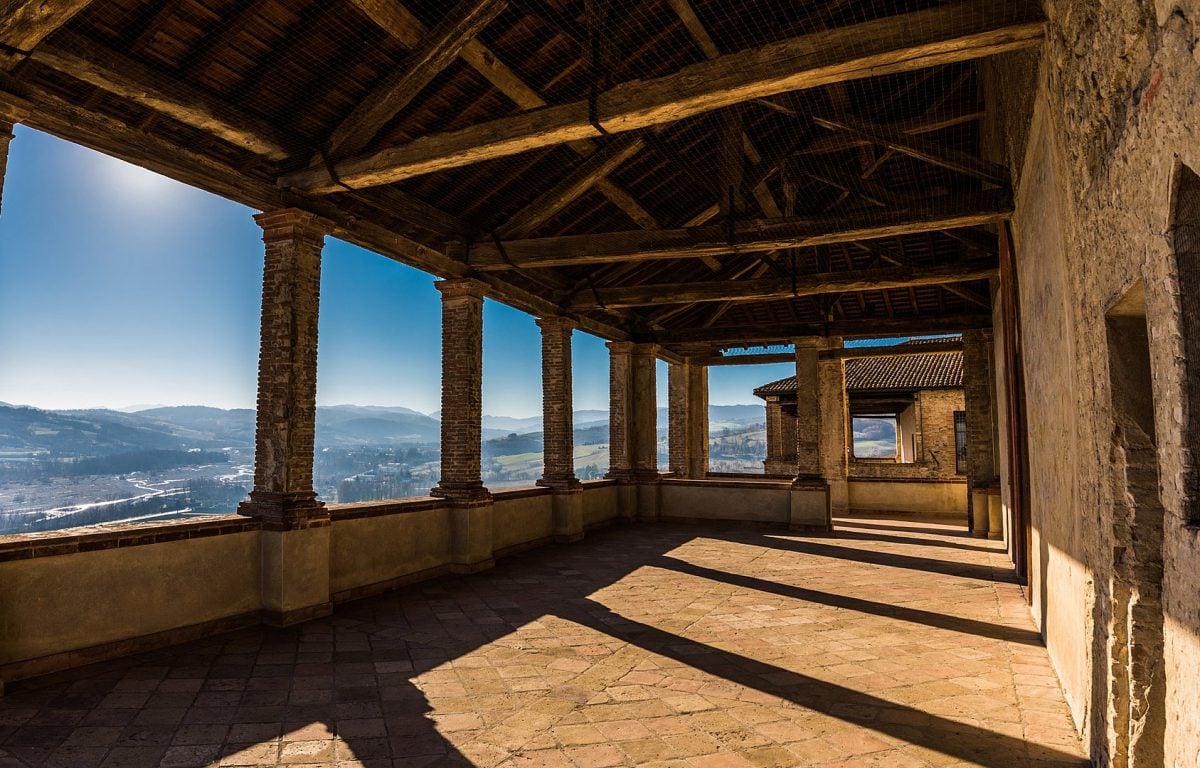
[468,189,1012,271]
[570,260,998,310]
[280,0,1044,193]
[0,0,95,69]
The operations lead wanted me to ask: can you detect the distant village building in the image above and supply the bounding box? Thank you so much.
[755,338,968,513]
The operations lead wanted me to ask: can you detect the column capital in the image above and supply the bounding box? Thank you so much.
[436,277,488,301]
[253,208,333,243]
[607,340,658,356]
[535,315,575,333]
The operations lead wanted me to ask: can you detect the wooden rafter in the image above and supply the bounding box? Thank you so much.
[30,32,295,160]
[0,0,94,68]
[570,260,998,309]
[281,0,1044,192]
[468,189,1012,271]
[813,115,1010,186]
[658,314,992,344]
[348,0,662,232]
[323,0,507,159]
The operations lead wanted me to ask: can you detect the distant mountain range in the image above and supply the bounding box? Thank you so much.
[0,401,767,457]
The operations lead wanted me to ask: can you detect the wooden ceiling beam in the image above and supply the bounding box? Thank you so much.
[29,32,295,160]
[280,0,1044,193]
[656,314,991,344]
[570,260,998,310]
[0,0,95,69]
[468,189,1012,270]
[0,79,630,342]
[324,0,507,159]
[350,0,665,237]
[813,114,1011,186]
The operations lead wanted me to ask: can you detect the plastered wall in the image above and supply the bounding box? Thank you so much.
[985,1,1200,762]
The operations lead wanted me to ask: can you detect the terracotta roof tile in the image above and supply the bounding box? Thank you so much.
[753,348,963,397]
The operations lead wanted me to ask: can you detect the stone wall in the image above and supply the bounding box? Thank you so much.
[849,389,966,481]
[985,1,1200,763]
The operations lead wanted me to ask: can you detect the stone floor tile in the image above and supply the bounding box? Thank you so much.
[0,518,1089,768]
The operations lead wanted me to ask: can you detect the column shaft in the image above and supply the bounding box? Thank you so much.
[239,209,329,528]
[668,361,708,478]
[818,354,850,514]
[794,341,822,476]
[537,317,579,488]
[607,342,660,480]
[431,279,489,502]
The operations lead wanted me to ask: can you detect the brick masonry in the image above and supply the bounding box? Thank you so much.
[794,341,822,477]
[817,354,849,511]
[238,208,331,529]
[606,342,659,481]
[431,278,489,503]
[963,329,998,486]
[667,361,709,479]
[537,316,578,489]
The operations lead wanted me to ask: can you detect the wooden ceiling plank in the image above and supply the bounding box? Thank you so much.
[280,0,1045,192]
[571,259,999,309]
[30,31,293,160]
[324,0,508,159]
[813,114,1011,186]
[497,134,647,237]
[0,0,95,68]
[469,188,1012,270]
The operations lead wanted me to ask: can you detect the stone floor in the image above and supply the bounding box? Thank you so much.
[0,516,1089,768]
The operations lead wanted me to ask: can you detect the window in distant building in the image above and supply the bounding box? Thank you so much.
[954,411,968,474]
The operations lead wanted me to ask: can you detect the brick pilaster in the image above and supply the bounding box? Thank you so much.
[431,278,491,503]
[238,208,331,529]
[963,329,998,483]
[537,316,579,489]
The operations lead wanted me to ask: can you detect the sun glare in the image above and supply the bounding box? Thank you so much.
[97,155,180,201]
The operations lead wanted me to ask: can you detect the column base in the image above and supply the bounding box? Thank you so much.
[238,490,327,530]
[543,483,585,543]
[259,525,331,625]
[789,477,831,531]
[261,602,333,628]
[430,482,492,504]
[443,496,495,572]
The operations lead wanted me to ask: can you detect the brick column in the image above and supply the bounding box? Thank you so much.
[607,342,660,519]
[237,209,332,626]
[239,209,329,528]
[431,278,494,570]
[964,329,998,535]
[793,339,823,476]
[0,119,14,217]
[536,317,583,542]
[537,317,578,488]
[763,398,784,473]
[668,360,708,479]
[818,351,850,515]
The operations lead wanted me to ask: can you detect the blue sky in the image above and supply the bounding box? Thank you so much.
[0,128,789,416]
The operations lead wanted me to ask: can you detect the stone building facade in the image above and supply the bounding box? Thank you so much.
[755,344,968,482]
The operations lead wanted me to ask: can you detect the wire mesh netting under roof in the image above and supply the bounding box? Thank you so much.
[18,0,1033,342]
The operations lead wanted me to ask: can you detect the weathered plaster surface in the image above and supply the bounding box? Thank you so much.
[988,1,1200,763]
